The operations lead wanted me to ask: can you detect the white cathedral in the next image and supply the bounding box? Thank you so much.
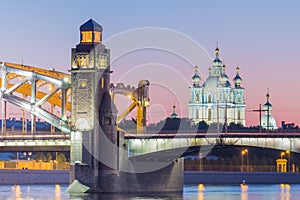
[188,47,245,126]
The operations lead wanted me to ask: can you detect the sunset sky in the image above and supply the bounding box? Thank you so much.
[0,1,299,126]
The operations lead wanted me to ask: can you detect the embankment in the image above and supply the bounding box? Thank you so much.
[1,170,300,185]
[0,170,69,185]
[185,171,300,184]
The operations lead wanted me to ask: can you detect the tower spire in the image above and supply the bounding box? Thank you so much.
[233,65,242,88]
[192,65,201,87]
[170,102,178,119]
[266,88,270,102]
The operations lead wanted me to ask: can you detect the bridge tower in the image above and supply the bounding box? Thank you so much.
[68,19,183,193]
[69,18,119,191]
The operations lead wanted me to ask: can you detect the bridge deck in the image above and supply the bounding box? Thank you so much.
[125,132,300,139]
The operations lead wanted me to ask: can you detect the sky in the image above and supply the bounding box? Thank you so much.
[0,0,300,126]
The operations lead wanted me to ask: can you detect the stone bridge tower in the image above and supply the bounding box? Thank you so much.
[69,18,118,191]
[68,19,183,193]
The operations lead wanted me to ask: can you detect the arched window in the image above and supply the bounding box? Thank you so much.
[208,108,212,121]
[196,93,200,101]
[237,110,241,120]
[208,95,212,103]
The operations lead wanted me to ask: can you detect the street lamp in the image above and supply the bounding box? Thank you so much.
[241,149,248,172]
[244,149,249,172]
[286,150,291,172]
[281,152,285,159]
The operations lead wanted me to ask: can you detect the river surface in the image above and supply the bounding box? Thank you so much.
[1,184,300,200]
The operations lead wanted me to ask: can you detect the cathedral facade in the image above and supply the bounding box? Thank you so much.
[188,47,245,126]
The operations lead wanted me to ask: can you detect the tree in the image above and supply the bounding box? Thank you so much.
[33,152,46,162]
[197,121,209,132]
[56,153,67,169]
[57,153,66,163]
[46,153,52,162]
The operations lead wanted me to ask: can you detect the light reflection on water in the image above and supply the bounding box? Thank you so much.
[1,184,300,200]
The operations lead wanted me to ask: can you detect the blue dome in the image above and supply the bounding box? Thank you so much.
[192,73,200,80]
[213,58,222,63]
[233,74,242,81]
[170,113,178,118]
[263,101,273,111]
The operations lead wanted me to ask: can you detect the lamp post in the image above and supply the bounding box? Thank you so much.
[286,150,290,172]
[241,149,248,172]
[245,149,248,172]
[281,152,285,159]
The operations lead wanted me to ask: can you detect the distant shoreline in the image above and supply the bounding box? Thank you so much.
[1,170,300,185]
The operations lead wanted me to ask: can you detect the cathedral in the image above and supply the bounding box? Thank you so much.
[188,47,245,126]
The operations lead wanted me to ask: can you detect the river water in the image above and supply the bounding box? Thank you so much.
[1,184,299,200]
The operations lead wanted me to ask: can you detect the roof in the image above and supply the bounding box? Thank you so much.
[233,74,242,81]
[80,19,103,32]
[192,73,200,80]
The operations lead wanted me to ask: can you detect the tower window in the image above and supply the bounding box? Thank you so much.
[81,31,93,43]
[237,110,241,120]
[94,31,101,43]
[101,78,105,88]
[100,55,107,68]
[76,56,87,67]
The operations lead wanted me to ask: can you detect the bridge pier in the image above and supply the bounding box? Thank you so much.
[69,131,184,193]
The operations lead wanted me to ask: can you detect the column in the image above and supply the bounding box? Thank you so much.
[31,76,37,134]
[1,101,6,134]
[61,88,67,121]
[1,70,7,134]
[22,109,26,134]
[50,104,55,134]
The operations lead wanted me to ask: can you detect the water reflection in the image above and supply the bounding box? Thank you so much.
[280,184,290,200]
[2,184,300,199]
[55,184,61,200]
[11,185,23,200]
[69,193,183,200]
[240,183,248,200]
[197,184,205,200]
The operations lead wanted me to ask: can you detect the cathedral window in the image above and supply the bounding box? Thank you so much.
[208,108,212,121]
[208,95,212,103]
[196,93,200,101]
[195,109,199,119]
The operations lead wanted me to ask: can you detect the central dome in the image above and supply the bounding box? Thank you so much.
[203,76,220,91]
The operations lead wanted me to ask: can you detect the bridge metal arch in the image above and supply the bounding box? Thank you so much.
[0,61,150,135]
[0,62,72,133]
[111,80,150,133]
